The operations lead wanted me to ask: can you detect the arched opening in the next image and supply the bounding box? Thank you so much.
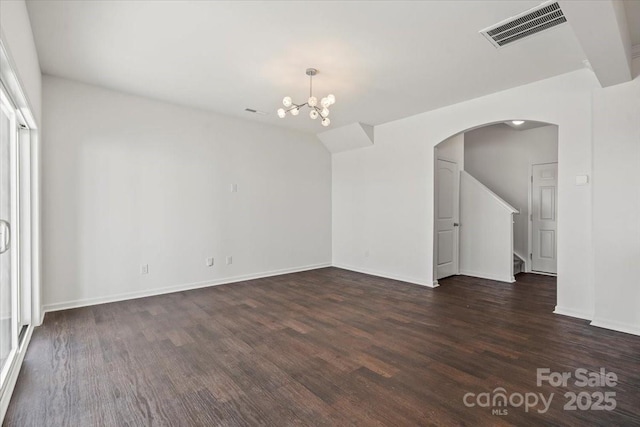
[433,120,559,287]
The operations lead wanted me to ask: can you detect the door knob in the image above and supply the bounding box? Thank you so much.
[453,223,459,227]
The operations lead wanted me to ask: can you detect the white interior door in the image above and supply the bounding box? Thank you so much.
[531,163,558,274]
[435,159,459,280]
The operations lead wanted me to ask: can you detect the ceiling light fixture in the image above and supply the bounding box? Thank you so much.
[511,120,525,125]
[277,68,335,127]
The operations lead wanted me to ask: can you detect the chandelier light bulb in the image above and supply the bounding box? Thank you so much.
[283,96,292,107]
[291,107,300,116]
[310,110,319,119]
[308,96,317,107]
[277,108,286,118]
[321,97,330,108]
[327,94,336,105]
[321,117,330,127]
[321,107,330,118]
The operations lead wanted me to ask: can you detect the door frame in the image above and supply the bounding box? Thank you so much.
[0,38,41,422]
[528,161,558,276]
[0,81,20,392]
[433,153,460,284]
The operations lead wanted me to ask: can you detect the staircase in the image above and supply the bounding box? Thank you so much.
[513,254,524,275]
[459,171,519,283]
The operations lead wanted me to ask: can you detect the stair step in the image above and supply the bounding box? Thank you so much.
[513,255,524,274]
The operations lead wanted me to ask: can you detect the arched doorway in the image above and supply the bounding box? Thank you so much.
[433,120,558,285]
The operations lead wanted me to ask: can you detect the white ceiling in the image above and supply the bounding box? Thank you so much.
[26,1,593,134]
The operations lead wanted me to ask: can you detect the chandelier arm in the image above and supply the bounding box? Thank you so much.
[285,103,308,113]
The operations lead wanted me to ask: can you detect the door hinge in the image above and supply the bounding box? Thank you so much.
[530,214,532,221]
[531,175,533,183]
[530,253,533,260]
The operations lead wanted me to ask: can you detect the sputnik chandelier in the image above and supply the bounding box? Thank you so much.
[277,68,335,127]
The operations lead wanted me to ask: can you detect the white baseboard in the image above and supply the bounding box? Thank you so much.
[332,263,437,288]
[458,269,515,283]
[555,308,640,336]
[553,305,594,321]
[530,270,557,277]
[590,318,640,337]
[43,262,331,313]
[1,325,34,424]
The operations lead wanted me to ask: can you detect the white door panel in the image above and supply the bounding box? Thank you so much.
[436,159,459,280]
[531,163,558,274]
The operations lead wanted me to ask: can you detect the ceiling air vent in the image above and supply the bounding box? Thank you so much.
[480,1,567,48]
[244,108,268,115]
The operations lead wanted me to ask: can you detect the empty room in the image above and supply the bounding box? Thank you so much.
[1,0,639,425]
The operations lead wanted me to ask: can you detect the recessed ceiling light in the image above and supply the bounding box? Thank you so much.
[511,120,525,126]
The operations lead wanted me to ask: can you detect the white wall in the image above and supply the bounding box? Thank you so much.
[42,76,331,310]
[435,132,464,169]
[459,171,517,283]
[464,124,558,262]
[333,69,598,318]
[591,75,640,335]
[0,0,41,124]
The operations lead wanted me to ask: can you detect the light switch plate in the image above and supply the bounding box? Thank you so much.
[575,175,589,186]
[206,257,214,267]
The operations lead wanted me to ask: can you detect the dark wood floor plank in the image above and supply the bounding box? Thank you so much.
[4,269,640,426]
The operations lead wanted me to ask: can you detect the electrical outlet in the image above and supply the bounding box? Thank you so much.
[230,183,238,193]
[141,264,149,275]
[206,257,214,267]
[226,256,233,265]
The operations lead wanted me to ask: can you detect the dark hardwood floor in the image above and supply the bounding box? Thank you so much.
[4,268,640,426]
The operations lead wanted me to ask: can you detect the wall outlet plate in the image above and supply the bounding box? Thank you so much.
[226,256,233,265]
[141,264,149,275]
[206,257,214,267]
